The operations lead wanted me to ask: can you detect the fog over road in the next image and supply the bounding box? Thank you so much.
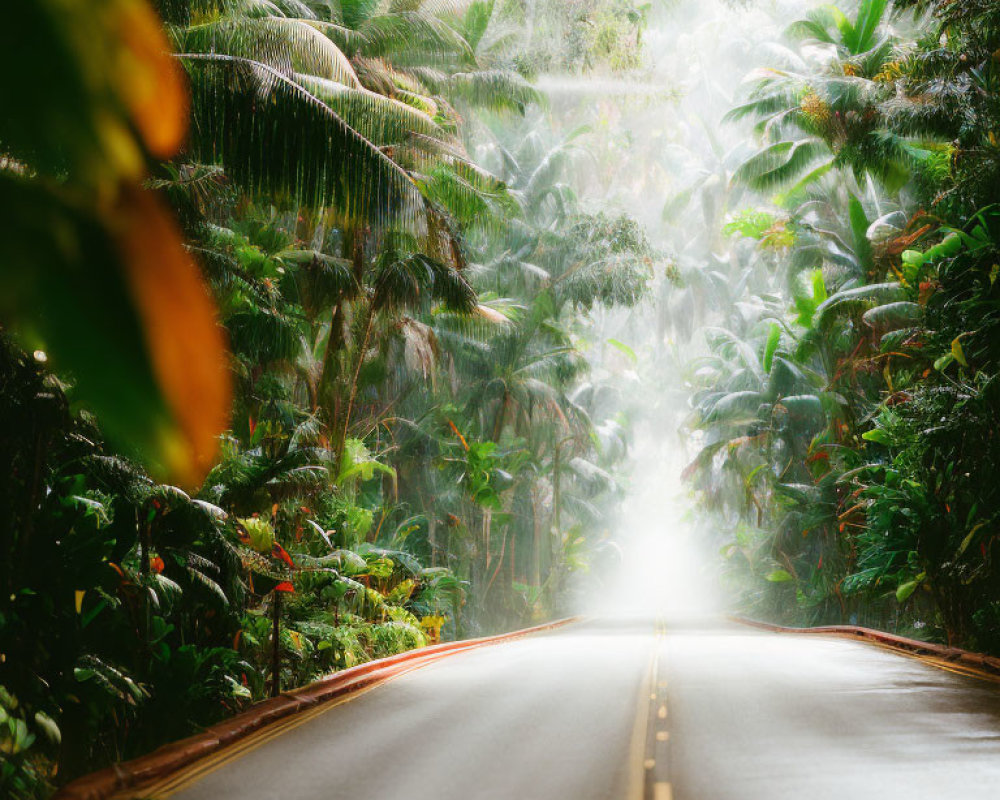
[161,619,1000,800]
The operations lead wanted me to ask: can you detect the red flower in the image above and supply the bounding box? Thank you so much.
[274,581,295,594]
[271,542,295,568]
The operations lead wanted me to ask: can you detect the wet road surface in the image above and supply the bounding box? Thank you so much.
[667,624,1000,799]
[161,619,1000,799]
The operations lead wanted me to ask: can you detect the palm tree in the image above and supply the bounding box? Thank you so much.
[384,122,653,622]
[883,0,1000,213]
[333,239,478,468]
[726,0,922,195]
[163,0,532,227]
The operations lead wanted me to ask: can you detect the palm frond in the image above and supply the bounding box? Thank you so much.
[180,16,361,86]
[181,53,427,227]
[295,73,442,145]
[440,69,540,114]
[732,138,830,191]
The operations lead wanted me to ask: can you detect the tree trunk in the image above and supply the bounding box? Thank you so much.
[428,513,437,567]
[532,489,542,587]
[318,303,345,420]
[491,390,509,442]
[319,228,364,438]
[553,441,562,543]
[550,442,562,602]
[334,299,377,473]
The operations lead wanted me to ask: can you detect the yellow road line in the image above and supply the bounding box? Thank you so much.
[638,620,673,800]
[628,620,663,800]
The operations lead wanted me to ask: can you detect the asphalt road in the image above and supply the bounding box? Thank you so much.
[667,622,1000,799]
[163,619,1000,800]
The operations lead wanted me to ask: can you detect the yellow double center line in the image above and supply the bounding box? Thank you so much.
[635,620,672,800]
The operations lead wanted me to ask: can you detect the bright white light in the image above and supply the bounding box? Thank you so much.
[589,422,721,623]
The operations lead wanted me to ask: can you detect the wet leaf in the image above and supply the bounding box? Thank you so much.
[762,322,780,372]
[896,580,918,603]
[951,336,969,367]
[934,353,955,372]
[33,711,61,746]
[957,523,987,557]
[607,338,638,365]
[862,428,892,446]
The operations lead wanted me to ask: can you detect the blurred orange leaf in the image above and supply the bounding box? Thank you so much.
[114,0,188,159]
[115,186,231,486]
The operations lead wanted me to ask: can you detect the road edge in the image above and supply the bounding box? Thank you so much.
[731,616,1000,682]
[55,616,580,800]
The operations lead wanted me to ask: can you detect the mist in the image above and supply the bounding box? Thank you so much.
[516,0,808,622]
[14,1,1000,797]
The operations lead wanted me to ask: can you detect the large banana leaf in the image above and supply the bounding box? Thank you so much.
[703,391,766,426]
[814,282,907,330]
[703,327,765,382]
[777,394,826,430]
[862,301,922,334]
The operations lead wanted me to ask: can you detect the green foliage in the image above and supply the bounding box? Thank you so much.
[723,209,779,240]
[889,0,1000,211]
[688,0,1000,650]
[726,0,934,195]
[0,0,654,792]
[501,0,650,74]
[0,687,57,799]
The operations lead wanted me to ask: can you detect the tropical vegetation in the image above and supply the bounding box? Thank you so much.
[681,0,1000,652]
[6,0,1000,796]
[0,0,650,796]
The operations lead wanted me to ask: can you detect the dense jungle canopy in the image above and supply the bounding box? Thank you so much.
[2,0,1000,795]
